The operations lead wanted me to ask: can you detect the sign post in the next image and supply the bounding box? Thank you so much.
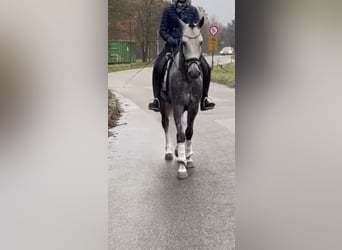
[208,36,218,68]
[208,25,219,68]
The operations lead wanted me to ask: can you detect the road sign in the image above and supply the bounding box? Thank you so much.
[208,26,219,68]
[209,25,219,36]
[208,36,218,52]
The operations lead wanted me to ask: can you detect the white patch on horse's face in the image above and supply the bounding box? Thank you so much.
[182,26,203,60]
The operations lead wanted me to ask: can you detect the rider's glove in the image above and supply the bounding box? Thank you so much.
[167,37,178,47]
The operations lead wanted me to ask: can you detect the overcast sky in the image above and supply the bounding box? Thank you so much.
[191,0,235,25]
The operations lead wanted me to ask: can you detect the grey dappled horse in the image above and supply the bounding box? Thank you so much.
[160,17,205,179]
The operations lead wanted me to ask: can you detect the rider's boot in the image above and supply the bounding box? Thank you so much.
[148,97,160,112]
[200,65,216,111]
[148,66,162,112]
[201,97,215,111]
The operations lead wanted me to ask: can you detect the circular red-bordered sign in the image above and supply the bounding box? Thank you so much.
[209,25,219,36]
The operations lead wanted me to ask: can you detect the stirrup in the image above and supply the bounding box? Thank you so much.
[148,98,160,112]
[201,97,215,111]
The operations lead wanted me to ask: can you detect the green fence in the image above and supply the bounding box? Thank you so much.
[108,40,136,64]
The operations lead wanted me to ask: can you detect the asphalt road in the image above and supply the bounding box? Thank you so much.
[108,67,235,249]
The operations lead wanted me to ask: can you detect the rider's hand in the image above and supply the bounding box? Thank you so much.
[167,37,178,47]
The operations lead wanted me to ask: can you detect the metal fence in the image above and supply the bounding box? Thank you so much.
[108,40,136,64]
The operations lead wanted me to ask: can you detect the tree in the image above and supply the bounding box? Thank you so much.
[226,19,235,49]
[108,0,131,40]
[196,6,210,54]
[108,0,166,62]
[133,0,165,62]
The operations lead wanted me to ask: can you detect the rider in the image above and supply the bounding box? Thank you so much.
[148,0,215,112]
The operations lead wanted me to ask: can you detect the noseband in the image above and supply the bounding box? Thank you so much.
[184,58,201,72]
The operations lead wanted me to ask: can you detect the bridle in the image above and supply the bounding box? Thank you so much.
[180,33,202,71]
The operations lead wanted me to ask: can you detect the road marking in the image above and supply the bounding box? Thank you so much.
[215,118,235,134]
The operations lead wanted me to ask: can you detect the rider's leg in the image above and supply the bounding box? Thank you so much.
[148,68,161,111]
[148,46,171,111]
[200,55,216,111]
[148,49,167,111]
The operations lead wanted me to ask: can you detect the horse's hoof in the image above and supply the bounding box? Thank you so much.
[186,160,195,168]
[177,164,188,179]
[177,169,188,179]
[165,153,173,161]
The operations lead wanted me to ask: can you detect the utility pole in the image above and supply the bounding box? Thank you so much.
[129,20,132,67]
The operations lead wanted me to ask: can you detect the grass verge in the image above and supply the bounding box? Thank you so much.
[211,63,235,88]
[108,60,151,72]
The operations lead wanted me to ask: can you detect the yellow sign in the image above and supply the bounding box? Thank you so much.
[208,36,218,52]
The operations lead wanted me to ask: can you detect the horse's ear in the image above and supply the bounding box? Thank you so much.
[177,17,187,30]
[198,16,205,28]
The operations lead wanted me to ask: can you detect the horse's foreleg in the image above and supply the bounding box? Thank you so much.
[185,108,198,168]
[174,106,186,162]
[173,106,187,179]
[161,109,173,160]
[185,124,193,159]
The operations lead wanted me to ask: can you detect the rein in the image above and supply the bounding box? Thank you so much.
[122,54,159,86]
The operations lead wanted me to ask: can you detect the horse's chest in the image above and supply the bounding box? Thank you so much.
[171,81,201,103]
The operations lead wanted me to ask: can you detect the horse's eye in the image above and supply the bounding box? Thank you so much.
[200,41,203,45]
[182,41,186,46]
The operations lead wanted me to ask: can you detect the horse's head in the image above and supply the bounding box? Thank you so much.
[178,16,205,79]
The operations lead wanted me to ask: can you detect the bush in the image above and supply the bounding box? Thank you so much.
[108,90,121,129]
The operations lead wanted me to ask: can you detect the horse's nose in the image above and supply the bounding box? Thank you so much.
[188,65,200,79]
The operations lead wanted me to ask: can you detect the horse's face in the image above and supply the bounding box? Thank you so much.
[181,26,203,60]
[179,17,205,79]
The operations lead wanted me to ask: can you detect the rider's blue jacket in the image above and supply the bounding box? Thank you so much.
[159,3,199,47]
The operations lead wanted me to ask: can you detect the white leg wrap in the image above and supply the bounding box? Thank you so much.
[165,131,172,154]
[177,142,186,164]
[185,140,193,159]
